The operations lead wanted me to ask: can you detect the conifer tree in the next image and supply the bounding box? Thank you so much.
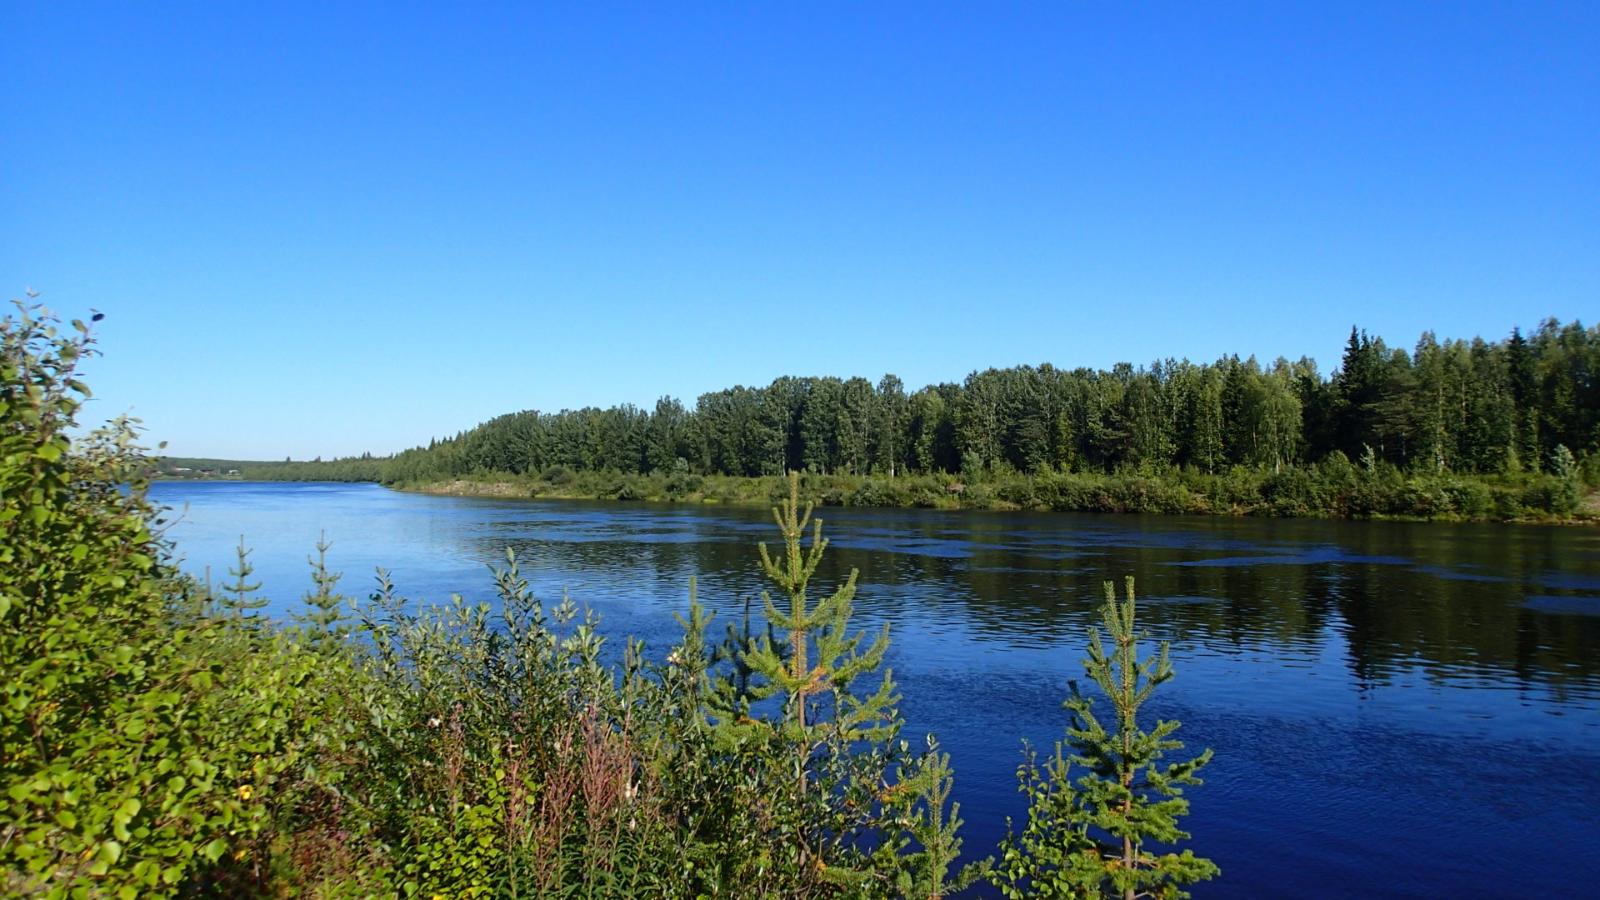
[733,471,902,885]
[886,738,990,899]
[1549,444,1581,514]
[995,577,1217,899]
[220,535,267,616]
[704,593,768,728]
[669,576,720,711]
[1506,327,1541,468]
[743,472,897,776]
[295,532,349,647]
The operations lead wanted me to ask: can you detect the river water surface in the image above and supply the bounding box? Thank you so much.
[151,481,1600,898]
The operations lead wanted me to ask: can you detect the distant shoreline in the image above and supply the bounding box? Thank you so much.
[155,458,1599,524]
[361,470,1598,526]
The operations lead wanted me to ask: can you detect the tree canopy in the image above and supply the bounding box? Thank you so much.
[261,319,1599,486]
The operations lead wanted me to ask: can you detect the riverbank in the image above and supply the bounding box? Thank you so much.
[384,466,1597,524]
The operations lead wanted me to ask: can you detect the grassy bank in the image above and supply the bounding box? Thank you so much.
[384,463,1596,524]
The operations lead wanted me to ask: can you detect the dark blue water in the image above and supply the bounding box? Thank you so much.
[151,481,1600,898]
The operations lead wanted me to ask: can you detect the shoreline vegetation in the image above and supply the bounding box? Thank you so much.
[7,302,1220,898]
[223,317,1597,524]
[374,466,1599,524]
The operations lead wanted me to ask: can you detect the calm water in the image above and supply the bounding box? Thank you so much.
[151,481,1600,898]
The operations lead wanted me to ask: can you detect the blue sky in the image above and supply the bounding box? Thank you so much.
[4,2,1596,459]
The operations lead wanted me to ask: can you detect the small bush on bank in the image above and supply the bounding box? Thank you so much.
[541,464,576,486]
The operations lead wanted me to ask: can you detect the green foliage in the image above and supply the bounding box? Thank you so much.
[233,458,1591,524]
[664,471,996,896]
[743,472,894,747]
[1546,444,1582,514]
[2,299,1232,899]
[220,536,267,615]
[0,309,985,897]
[245,317,1598,521]
[1,301,352,897]
[1,301,190,894]
[994,578,1218,899]
[885,741,989,899]
[293,532,351,647]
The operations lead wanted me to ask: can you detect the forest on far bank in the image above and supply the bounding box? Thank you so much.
[243,320,1599,520]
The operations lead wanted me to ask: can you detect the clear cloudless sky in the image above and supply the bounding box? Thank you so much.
[3,2,1596,459]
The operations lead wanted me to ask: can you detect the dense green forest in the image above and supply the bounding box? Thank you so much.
[250,320,1599,520]
[5,303,1218,897]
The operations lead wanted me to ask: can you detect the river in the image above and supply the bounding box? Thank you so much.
[150,481,1600,898]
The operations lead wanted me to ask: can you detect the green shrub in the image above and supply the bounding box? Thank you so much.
[1262,468,1314,517]
[608,473,646,501]
[1520,475,1577,518]
[663,465,702,498]
[1493,484,1527,519]
[846,477,916,508]
[995,478,1037,508]
[962,483,997,509]
[0,305,350,897]
[1439,478,1490,518]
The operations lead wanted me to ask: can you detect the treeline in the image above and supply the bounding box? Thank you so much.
[256,320,1597,482]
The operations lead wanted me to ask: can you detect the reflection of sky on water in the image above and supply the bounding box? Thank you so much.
[1166,548,1415,567]
[1537,572,1600,591]
[1524,595,1600,616]
[1406,563,1511,583]
[151,482,1600,900]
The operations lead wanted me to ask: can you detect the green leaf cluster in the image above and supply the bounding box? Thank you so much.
[2,301,356,897]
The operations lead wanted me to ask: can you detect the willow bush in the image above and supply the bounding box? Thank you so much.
[1,300,365,896]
